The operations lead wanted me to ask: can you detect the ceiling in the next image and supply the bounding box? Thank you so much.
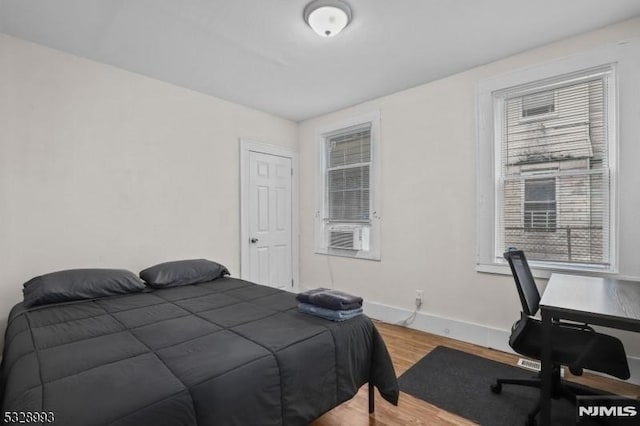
[1,0,639,122]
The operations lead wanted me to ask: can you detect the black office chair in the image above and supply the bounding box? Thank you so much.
[491,250,630,426]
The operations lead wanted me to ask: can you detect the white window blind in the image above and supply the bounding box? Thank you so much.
[326,127,371,222]
[497,73,611,267]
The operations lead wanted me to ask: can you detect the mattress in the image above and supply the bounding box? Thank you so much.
[0,277,398,425]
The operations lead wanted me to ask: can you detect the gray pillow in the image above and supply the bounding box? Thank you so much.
[140,259,230,288]
[23,269,145,308]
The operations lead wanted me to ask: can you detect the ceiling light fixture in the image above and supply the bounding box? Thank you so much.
[304,0,352,38]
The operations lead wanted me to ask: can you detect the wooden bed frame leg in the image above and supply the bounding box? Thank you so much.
[368,382,375,414]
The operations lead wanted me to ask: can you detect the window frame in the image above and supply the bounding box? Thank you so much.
[477,56,619,276]
[314,112,381,260]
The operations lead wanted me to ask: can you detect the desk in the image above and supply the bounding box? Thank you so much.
[539,273,640,426]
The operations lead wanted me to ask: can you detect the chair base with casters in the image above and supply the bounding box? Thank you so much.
[490,366,602,426]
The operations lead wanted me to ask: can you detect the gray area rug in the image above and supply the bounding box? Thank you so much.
[398,345,603,426]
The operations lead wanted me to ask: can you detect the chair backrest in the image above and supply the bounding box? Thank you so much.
[504,250,540,316]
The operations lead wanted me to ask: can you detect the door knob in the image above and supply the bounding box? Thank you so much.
[250,238,259,244]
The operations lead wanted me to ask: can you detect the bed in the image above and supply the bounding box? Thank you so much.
[0,276,398,425]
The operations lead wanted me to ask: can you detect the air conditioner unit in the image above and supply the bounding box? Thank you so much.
[328,225,370,251]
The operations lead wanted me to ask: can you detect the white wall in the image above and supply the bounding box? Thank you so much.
[0,34,297,352]
[297,18,640,358]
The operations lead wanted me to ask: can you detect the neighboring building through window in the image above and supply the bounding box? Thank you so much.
[522,90,555,118]
[524,177,557,231]
[496,66,614,268]
[314,113,380,260]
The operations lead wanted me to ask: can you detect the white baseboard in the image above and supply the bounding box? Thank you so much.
[363,300,640,386]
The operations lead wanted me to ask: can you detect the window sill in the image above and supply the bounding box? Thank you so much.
[315,247,381,261]
[476,262,640,281]
[477,263,550,279]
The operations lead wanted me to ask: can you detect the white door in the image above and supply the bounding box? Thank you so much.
[248,151,293,289]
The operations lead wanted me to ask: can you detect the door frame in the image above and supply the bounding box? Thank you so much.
[239,139,299,292]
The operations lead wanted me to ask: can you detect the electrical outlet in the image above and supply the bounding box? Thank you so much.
[415,290,423,309]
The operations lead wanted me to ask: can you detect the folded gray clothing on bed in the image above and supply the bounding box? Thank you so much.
[298,303,363,322]
[296,288,363,310]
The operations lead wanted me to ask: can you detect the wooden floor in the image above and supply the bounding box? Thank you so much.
[312,321,640,426]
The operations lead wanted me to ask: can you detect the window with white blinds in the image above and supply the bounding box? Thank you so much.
[326,128,371,222]
[314,113,381,260]
[495,67,614,267]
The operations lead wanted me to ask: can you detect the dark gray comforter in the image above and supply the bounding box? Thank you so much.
[0,277,398,425]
